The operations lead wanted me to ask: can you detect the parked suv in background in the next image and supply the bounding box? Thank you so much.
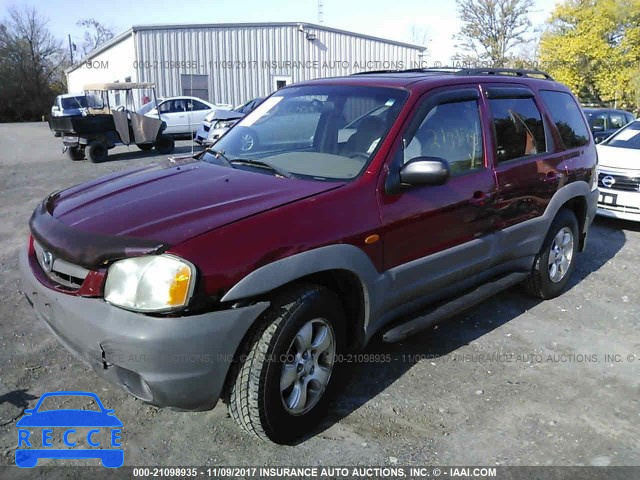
[583,107,635,143]
[21,68,598,444]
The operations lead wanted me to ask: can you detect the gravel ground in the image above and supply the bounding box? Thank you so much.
[0,122,638,469]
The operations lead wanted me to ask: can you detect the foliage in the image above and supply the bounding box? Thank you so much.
[539,0,640,109]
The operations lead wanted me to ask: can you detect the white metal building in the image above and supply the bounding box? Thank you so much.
[66,22,425,106]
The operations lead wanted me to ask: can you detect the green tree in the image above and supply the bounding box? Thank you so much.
[455,0,536,67]
[539,0,640,108]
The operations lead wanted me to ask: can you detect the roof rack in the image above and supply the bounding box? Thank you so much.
[352,67,554,80]
[453,68,554,80]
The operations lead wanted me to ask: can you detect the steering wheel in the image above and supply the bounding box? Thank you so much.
[114,105,125,112]
[348,152,370,161]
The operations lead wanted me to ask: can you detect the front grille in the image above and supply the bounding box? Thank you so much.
[33,241,89,289]
[598,172,640,192]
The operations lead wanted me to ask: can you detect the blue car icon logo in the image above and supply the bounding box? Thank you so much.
[16,391,123,468]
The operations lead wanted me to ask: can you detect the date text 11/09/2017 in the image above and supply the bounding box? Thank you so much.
[131,466,498,477]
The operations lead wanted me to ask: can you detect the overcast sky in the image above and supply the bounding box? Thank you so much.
[1,0,560,63]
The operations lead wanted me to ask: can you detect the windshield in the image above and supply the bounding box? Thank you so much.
[61,96,88,109]
[207,85,407,181]
[603,121,640,149]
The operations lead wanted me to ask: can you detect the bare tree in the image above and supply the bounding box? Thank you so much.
[455,0,535,67]
[77,18,114,56]
[0,6,66,121]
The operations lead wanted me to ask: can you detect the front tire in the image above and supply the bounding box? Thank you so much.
[137,143,153,151]
[154,134,175,154]
[523,208,579,299]
[228,284,345,444]
[87,141,108,163]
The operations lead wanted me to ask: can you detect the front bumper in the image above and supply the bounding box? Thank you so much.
[19,247,269,411]
[596,186,640,222]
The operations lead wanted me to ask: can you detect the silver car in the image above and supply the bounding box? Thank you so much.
[195,97,264,146]
[596,120,640,221]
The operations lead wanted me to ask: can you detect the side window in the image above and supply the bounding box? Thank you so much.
[158,101,172,114]
[403,100,484,176]
[539,90,590,149]
[591,113,607,130]
[609,113,626,129]
[191,100,209,111]
[489,97,546,163]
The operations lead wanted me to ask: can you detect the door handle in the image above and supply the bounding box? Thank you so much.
[469,191,493,206]
[544,171,563,182]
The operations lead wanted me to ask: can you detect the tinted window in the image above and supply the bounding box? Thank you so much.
[609,113,627,129]
[539,91,590,148]
[404,100,484,175]
[190,100,209,111]
[489,98,546,162]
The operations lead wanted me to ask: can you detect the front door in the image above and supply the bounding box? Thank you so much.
[377,86,498,311]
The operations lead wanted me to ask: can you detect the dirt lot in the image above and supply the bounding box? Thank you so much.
[0,122,638,469]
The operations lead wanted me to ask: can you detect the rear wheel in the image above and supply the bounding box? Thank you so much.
[87,141,108,163]
[154,134,175,154]
[523,208,579,299]
[228,284,345,444]
[136,143,153,151]
[66,146,85,161]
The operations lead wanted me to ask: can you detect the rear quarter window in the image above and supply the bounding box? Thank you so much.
[539,91,590,149]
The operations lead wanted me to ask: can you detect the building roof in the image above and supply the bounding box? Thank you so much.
[66,22,425,74]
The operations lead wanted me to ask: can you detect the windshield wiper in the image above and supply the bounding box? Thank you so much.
[230,158,294,178]
[202,148,233,168]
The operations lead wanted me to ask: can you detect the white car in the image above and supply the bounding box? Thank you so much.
[143,96,232,136]
[596,119,640,221]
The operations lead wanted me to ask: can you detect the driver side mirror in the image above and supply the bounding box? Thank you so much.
[399,157,450,187]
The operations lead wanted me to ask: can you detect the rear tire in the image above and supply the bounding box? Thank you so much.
[154,134,175,154]
[87,141,108,163]
[66,146,85,161]
[228,284,345,444]
[137,143,153,151]
[523,208,579,299]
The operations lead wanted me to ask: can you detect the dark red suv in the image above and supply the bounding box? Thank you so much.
[21,68,598,443]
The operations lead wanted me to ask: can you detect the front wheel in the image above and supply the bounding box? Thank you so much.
[523,208,579,299]
[87,141,108,163]
[228,284,345,444]
[154,134,175,154]
[137,143,153,151]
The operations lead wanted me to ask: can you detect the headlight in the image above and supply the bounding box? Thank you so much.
[214,120,235,130]
[104,255,196,312]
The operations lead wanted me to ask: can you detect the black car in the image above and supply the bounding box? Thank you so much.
[583,108,635,143]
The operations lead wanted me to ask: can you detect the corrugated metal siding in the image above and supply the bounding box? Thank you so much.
[134,25,422,106]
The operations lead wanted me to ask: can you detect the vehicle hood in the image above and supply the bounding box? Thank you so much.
[205,109,244,122]
[597,144,640,172]
[47,159,343,246]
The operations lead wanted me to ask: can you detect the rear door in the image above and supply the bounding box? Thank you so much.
[484,85,568,262]
[377,86,498,311]
[187,99,213,132]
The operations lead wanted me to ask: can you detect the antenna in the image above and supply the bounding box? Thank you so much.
[318,0,324,24]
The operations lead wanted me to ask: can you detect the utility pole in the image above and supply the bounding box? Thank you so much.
[68,34,75,64]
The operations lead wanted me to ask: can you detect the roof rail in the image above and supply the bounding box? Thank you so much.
[351,67,554,80]
[453,68,554,80]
